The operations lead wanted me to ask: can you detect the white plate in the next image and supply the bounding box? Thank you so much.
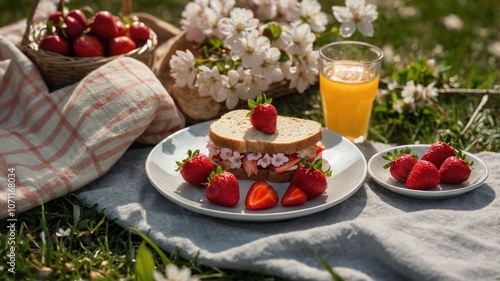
[367,144,489,199]
[145,120,368,222]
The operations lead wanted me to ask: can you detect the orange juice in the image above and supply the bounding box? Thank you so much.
[320,62,380,141]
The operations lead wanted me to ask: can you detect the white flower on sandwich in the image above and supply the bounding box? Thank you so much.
[206,144,317,170]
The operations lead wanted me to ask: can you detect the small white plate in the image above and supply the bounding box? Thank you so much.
[367,144,489,199]
[145,120,368,222]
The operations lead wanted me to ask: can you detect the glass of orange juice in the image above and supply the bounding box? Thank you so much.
[319,41,383,143]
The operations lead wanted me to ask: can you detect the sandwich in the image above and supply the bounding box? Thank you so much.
[206,109,324,182]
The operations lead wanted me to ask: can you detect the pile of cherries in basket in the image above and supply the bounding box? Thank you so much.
[39,7,151,57]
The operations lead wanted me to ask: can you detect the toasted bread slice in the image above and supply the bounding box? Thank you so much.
[209,109,323,154]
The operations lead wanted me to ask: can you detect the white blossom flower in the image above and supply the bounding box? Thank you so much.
[246,152,262,161]
[238,67,269,99]
[181,1,220,43]
[297,47,319,75]
[251,47,284,84]
[288,66,317,93]
[206,137,220,156]
[291,0,328,33]
[218,7,259,45]
[442,14,464,30]
[56,227,71,237]
[280,23,316,56]
[208,0,236,19]
[257,153,272,168]
[376,89,388,104]
[401,80,417,106]
[393,99,405,114]
[279,0,301,21]
[229,151,243,168]
[230,29,270,68]
[195,65,223,97]
[219,147,233,160]
[488,41,500,57]
[169,50,197,88]
[296,149,307,158]
[252,0,280,20]
[332,0,378,37]
[401,80,439,111]
[217,70,248,109]
[271,153,289,167]
[153,264,200,281]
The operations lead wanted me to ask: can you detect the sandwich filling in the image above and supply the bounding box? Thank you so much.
[206,137,325,176]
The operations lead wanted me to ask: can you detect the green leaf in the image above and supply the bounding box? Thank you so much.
[279,52,290,63]
[207,37,224,49]
[263,24,282,41]
[130,228,171,266]
[135,242,155,281]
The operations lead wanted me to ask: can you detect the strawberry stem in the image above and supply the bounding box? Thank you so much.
[382,147,417,169]
[248,93,272,110]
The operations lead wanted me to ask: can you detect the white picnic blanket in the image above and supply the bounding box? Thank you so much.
[76,144,500,281]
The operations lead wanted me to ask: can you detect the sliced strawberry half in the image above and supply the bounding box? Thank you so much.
[281,184,307,207]
[315,141,326,156]
[271,157,300,174]
[245,180,278,210]
[242,157,258,177]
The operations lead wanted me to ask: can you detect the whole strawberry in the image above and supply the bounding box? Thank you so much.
[439,150,473,184]
[382,147,418,183]
[89,11,119,39]
[248,93,277,135]
[73,34,104,57]
[127,21,151,44]
[406,160,441,190]
[290,159,332,199]
[39,34,70,56]
[67,9,87,27]
[205,166,240,207]
[421,137,455,169]
[60,15,85,39]
[109,36,136,56]
[48,11,63,26]
[175,149,214,187]
[114,17,127,36]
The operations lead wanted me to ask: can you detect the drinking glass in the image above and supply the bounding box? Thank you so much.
[319,41,383,143]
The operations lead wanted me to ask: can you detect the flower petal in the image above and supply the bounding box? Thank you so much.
[361,4,378,22]
[357,21,374,37]
[339,21,356,37]
[332,6,351,23]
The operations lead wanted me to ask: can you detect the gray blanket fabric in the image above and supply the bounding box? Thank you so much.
[76,144,500,281]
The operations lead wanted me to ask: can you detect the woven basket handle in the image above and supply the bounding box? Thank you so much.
[21,0,40,48]
[122,0,133,16]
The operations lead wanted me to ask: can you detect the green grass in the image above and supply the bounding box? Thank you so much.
[1,0,499,280]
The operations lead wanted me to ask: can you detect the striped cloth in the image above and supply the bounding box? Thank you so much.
[0,36,185,219]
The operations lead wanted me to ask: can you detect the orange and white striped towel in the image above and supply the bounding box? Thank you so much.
[0,36,185,219]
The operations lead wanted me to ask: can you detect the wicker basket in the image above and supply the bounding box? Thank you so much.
[20,0,158,90]
[156,31,297,125]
